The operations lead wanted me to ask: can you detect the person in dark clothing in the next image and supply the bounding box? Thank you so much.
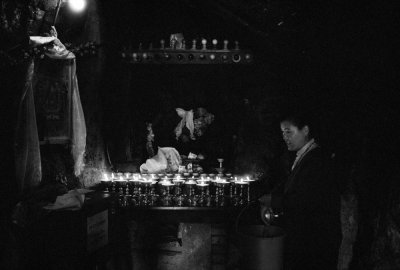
[260,111,342,270]
[151,106,221,171]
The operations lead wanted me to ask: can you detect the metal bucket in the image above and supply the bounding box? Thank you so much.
[236,225,285,270]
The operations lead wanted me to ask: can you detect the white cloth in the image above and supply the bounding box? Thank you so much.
[14,61,42,192]
[43,189,93,211]
[140,147,181,173]
[174,108,195,140]
[29,36,56,46]
[70,61,87,176]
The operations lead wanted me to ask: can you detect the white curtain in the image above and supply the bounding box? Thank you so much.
[14,61,42,192]
[70,58,87,176]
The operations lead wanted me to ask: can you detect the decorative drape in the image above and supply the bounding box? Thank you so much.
[14,61,42,192]
[14,53,87,193]
[70,60,86,176]
[33,54,87,176]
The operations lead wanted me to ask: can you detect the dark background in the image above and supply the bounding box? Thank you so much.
[64,1,400,268]
[93,0,399,176]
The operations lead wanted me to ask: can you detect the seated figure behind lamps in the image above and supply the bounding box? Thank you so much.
[148,107,218,172]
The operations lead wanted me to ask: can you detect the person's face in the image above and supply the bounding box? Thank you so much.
[280,121,310,151]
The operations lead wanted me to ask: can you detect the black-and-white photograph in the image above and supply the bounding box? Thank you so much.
[1,0,398,269]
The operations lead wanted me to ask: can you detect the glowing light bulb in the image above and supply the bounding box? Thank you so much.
[69,0,86,12]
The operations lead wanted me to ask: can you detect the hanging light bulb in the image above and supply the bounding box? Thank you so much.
[53,0,87,25]
[68,0,86,13]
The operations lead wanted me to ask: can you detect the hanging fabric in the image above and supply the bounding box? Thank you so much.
[14,61,42,192]
[33,50,86,176]
[70,60,86,176]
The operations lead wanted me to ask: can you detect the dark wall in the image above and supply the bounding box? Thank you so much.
[96,1,400,268]
[97,0,290,177]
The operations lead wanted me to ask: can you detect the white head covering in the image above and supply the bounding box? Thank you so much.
[174,108,195,140]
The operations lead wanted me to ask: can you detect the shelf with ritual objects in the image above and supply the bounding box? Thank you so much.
[99,170,257,209]
[121,34,253,65]
[0,41,99,69]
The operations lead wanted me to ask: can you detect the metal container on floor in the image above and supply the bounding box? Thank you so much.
[236,225,285,270]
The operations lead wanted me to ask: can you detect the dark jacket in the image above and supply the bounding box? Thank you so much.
[271,146,342,270]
